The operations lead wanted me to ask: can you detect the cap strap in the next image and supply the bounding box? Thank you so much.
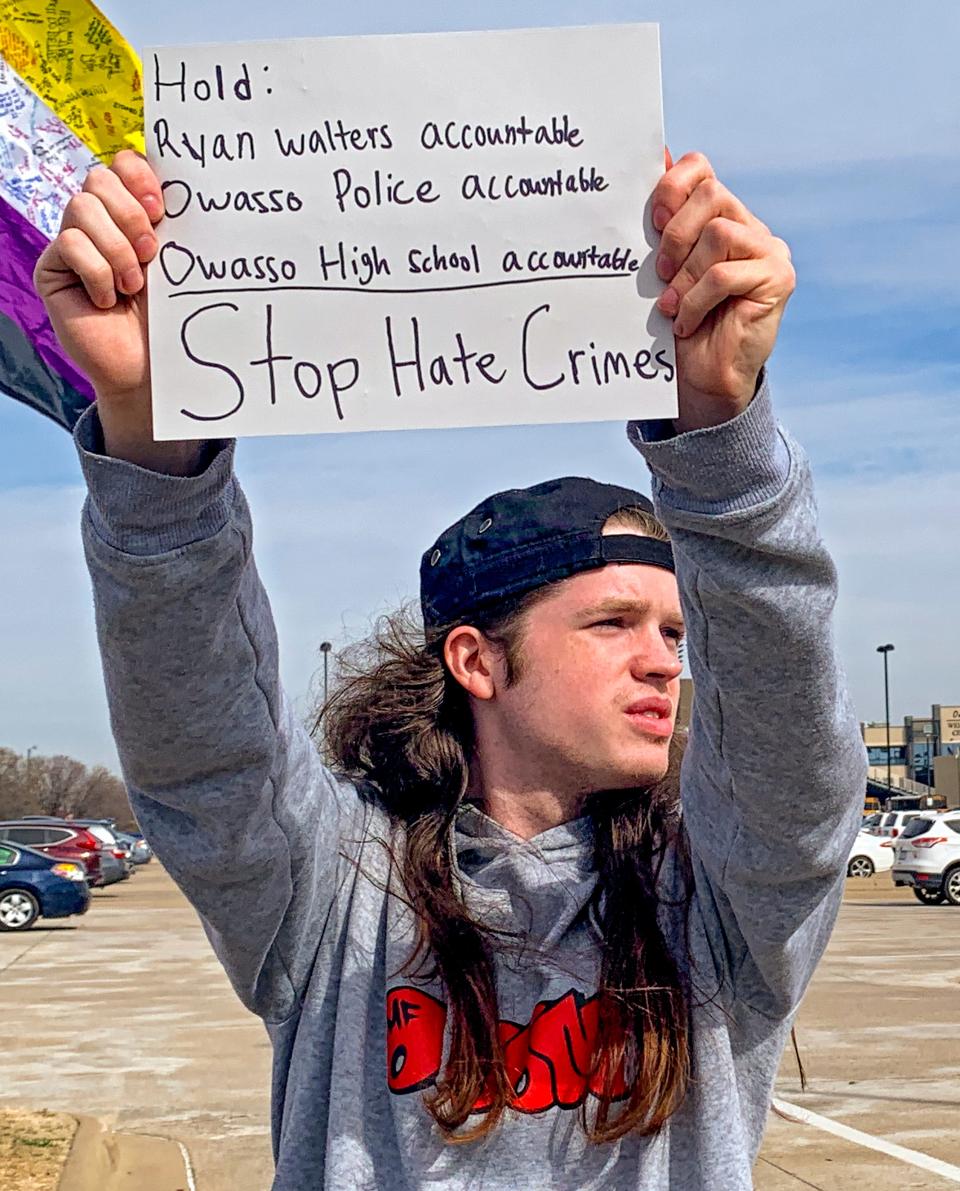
[599,534,675,572]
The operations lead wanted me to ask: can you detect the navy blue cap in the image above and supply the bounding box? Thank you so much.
[420,476,675,630]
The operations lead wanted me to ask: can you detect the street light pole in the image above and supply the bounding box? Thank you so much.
[319,642,333,764]
[877,644,895,795]
[320,641,332,706]
[25,744,37,794]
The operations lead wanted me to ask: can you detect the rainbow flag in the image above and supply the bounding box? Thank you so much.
[0,0,143,431]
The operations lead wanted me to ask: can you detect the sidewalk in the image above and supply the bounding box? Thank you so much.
[59,1116,194,1191]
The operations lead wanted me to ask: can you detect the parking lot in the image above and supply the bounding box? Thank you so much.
[1,865,958,1190]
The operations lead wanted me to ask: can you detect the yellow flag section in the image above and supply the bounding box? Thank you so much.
[0,0,144,161]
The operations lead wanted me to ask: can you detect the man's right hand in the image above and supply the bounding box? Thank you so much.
[34,151,205,474]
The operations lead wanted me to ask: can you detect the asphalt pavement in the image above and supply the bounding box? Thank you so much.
[1,865,957,1190]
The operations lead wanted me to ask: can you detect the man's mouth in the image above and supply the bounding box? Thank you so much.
[624,697,673,737]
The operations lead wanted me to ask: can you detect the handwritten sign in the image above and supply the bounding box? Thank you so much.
[145,24,675,440]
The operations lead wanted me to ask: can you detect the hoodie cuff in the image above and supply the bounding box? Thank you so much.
[626,374,792,516]
[74,403,237,556]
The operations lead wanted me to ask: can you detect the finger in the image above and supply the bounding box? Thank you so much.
[109,149,165,225]
[651,151,715,232]
[656,181,766,283]
[61,191,145,296]
[43,226,120,309]
[663,218,772,304]
[664,145,674,171]
[673,258,795,338]
[84,163,158,264]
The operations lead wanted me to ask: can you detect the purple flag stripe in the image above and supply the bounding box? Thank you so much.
[0,193,94,402]
[0,308,91,431]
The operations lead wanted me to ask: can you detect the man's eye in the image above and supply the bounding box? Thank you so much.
[593,618,624,629]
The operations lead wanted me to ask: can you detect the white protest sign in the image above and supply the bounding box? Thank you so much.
[145,24,675,439]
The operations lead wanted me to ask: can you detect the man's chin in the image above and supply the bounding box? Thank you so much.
[592,754,671,793]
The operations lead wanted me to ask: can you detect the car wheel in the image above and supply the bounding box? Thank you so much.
[943,867,960,907]
[0,889,40,931]
[912,887,946,905]
[847,856,875,878]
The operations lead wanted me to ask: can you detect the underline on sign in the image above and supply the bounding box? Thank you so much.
[166,273,636,298]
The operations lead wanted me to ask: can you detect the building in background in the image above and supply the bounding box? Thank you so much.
[933,705,960,760]
[862,722,909,784]
[861,704,960,810]
[904,716,937,785]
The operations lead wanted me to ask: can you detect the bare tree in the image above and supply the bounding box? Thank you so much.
[19,752,48,812]
[39,755,91,818]
[0,748,23,819]
[79,766,136,829]
[0,746,133,827]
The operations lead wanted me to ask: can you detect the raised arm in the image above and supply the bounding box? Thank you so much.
[33,151,200,475]
[633,153,867,1015]
[36,155,371,1022]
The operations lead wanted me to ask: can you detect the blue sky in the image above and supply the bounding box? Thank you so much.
[1,0,958,769]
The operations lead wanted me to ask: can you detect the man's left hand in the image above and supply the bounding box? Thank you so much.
[653,150,796,434]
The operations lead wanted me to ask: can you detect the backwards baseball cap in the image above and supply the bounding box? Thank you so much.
[420,476,675,630]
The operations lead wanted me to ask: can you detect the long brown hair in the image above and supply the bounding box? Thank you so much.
[318,508,692,1143]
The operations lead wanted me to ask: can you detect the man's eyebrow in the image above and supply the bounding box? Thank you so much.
[578,598,685,628]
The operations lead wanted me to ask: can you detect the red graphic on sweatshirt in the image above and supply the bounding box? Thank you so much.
[386,986,627,1113]
[387,986,448,1093]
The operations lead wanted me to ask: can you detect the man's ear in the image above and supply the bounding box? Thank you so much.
[443,626,499,700]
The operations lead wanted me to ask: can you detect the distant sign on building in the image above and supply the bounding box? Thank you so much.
[938,705,960,745]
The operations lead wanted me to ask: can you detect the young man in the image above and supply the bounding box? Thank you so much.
[36,149,866,1190]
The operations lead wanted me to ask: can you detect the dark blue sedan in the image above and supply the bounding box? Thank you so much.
[0,841,90,931]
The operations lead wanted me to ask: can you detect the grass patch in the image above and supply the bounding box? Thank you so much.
[0,1108,76,1191]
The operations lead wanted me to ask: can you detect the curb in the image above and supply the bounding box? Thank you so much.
[58,1115,194,1191]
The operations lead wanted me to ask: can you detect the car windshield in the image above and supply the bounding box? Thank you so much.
[882,813,898,827]
[900,817,936,839]
[862,813,881,827]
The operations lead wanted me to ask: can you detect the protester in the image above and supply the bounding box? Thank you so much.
[35,147,866,1190]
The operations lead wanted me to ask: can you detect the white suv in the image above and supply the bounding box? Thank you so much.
[891,812,960,905]
[879,810,925,839]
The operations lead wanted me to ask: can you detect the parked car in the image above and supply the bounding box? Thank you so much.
[879,810,925,839]
[98,851,127,886]
[0,820,105,887]
[891,811,960,905]
[114,830,152,864]
[71,820,134,878]
[847,830,895,878]
[0,841,89,930]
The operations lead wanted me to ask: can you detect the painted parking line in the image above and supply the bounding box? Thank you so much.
[773,1099,960,1184]
[0,930,52,975]
[176,1140,198,1191]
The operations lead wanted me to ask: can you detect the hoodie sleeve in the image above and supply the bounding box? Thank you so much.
[628,378,868,1018]
[75,406,374,1024]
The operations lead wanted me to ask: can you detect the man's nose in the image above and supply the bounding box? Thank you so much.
[630,630,683,682]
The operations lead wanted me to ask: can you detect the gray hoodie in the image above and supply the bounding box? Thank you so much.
[76,379,867,1190]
